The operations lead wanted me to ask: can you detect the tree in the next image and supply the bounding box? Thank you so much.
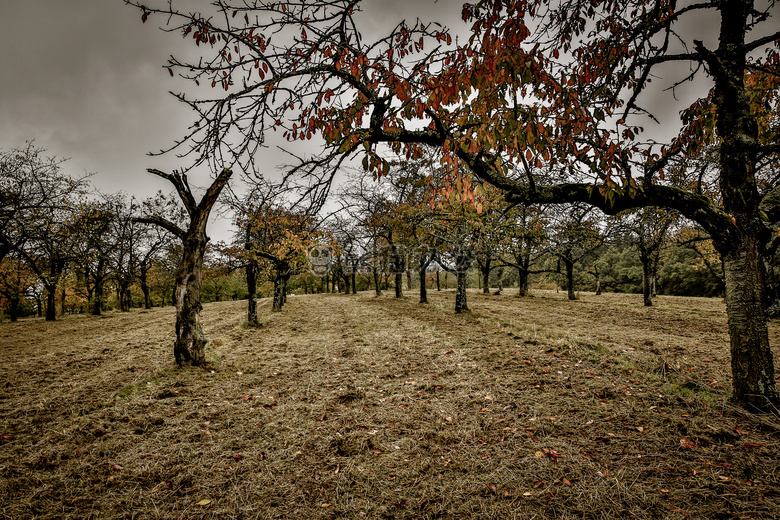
[1,144,89,320]
[617,208,678,306]
[129,0,780,406]
[542,205,609,300]
[139,168,233,366]
[1,144,84,263]
[240,200,321,312]
[0,252,37,321]
[339,168,416,299]
[501,203,547,296]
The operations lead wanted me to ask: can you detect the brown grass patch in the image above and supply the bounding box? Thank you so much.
[0,290,779,519]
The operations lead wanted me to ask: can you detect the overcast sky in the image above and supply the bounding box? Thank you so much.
[0,1,456,201]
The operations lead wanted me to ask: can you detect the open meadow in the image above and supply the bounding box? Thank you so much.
[1,289,779,519]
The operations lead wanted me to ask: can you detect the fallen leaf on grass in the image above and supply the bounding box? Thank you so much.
[679,438,695,449]
[321,503,332,508]
[561,478,573,487]
[543,448,562,458]
[196,499,211,506]
[112,464,123,471]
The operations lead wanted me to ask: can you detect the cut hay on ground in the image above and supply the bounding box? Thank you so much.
[0,290,778,519]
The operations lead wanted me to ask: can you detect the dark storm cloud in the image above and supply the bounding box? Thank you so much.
[0,0,460,199]
[0,1,194,196]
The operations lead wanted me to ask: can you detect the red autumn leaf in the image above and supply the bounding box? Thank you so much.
[543,448,562,458]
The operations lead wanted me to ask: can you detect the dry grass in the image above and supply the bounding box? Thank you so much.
[1,289,779,519]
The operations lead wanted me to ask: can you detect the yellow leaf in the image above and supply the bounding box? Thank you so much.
[196,499,212,506]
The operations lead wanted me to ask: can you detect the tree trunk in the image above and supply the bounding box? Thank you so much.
[140,267,152,309]
[517,267,529,297]
[436,269,440,291]
[173,234,208,366]
[272,275,284,312]
[419,261,428,304]
[641,252,653,307]
[246,259,258,326]
[564,257,576,300]
[373,267,382,296]
[482,267,490,294]
[142,167,233,367]
[722,238,779,408]
[119,283,132,312]
[352,269,357,294]
[395,272,403,298]
[708,0,778,407]
[45,283,56,321]
[8,297,19,322]
[495,267,504,295]
[455,270,468,313]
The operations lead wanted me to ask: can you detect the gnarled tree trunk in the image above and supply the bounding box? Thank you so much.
[174,233,208,365]
[140,167,233,367]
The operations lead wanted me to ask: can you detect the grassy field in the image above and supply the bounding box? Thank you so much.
[1,289,779,519]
